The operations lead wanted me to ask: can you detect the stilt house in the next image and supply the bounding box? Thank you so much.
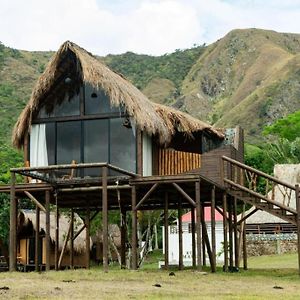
[3,40,299,274]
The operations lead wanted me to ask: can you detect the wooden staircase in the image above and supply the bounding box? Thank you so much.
[222,156,300,226]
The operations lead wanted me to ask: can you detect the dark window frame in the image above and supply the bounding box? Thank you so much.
[32,84,137,173]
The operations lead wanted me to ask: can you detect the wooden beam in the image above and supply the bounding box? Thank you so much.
[178,199,183,270]
[191,208,196,269]
[202,205,206,266]
[211,186,216,273]
[236,207,259,227]
[120,206,126,269]
[24,191,46,213]
[172,183,196,207]
[195,180,202,271]
[137,129,143,175]
[35,206,40,272]
[85,205,90,269]
[201,218,214,268]
[233,197,239,268]
[243,217,248,270]
[223,192,228,272]
[72,210,99,241]
[228,197,233,269]
[55,201,59,271]
[135,183,159,210]
[9,172,17,271]
[102,166,108,272]
[45,190,50,271]
[131,186,137,270]
[70,209,74,269]
[58,219,72,269]
[296,184,300,276]
[164,192,169,270]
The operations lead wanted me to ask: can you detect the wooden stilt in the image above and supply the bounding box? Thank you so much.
[45,190,50,271]
[243,217,248,270]
[223,192,228,272]
[55,200,59,271]
[120,206,126,269]
[35,206,40,272]
[102,166,108,272]
[9,172,17,271]
[178,198,183,270]
[191,207,196,269]
[85,205,90,269]
[70,208,74,269]
[202,205,206,266]
[295,184,300,275]
[131,186,137,270]
[201,220,214,268]
[211,186,216,273]
[233,197,239,268]
[228,197,233,270]
[195,180,202,271]
[164,192,169,270]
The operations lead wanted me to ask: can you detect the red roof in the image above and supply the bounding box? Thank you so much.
[181,207,223,222]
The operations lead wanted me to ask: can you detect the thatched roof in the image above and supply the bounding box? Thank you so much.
[18,210,90,253]
[12,41,224,148]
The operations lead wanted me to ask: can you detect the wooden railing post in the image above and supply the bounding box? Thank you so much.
[9,171,17,271]
[296,184,300,276]
[102,166,108,272]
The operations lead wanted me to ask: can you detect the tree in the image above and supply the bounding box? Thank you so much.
[263,110,300,141]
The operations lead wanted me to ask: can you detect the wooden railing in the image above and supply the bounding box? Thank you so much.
[157,148,201,176]
[222,156,297,214]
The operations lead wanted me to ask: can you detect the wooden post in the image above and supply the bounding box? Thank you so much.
[191,207,196,269]
[195,180,202,271]
[296,184,300,275]
[243,218,248,270]
[35,206,40,272]
[70,208,74,269]
[131,185,137,270]
[102,166,108,272]
[233,197,239,268]
[45,190,50,271]
[211,186,216,273]
[164,192,169,270]
[178,198,183,270]
[223,192,228,272]
[228,197,233,270]
[202,205,206,266]
[120,206,126,269]
[9,172,17,271]
[85,205,90,269]
[55,200,59,271]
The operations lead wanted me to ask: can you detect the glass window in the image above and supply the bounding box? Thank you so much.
[84,119,109,176]
[54,93,80,117]
[45,122,55,165]
[57,121,81,165]
[84,84,119,115]
[110,118,136,173]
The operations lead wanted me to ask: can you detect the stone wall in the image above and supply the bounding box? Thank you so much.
[246,234,297,256]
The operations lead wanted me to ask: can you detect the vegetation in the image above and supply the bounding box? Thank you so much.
[0,253,298,299]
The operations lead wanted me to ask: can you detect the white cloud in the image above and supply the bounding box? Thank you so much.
[0,0,300,55]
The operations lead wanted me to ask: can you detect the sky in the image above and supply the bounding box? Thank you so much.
[1,0,300,56]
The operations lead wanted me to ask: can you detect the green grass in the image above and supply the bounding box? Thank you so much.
[0,253,299,299]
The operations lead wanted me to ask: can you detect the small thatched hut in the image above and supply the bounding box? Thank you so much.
[18,210,89,269]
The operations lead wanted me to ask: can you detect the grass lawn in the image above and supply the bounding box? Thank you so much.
[0,252,299,299]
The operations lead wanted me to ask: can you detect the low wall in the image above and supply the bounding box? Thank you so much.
[246,233,297,256]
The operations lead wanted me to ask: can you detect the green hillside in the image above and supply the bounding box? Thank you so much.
[1,28,300,160]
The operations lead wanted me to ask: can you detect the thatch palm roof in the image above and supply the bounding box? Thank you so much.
[12,41,224,148]
[18,210,89,253]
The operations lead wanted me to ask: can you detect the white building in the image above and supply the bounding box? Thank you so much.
[162,207,224,266]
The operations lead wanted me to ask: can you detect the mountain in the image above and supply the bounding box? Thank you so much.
[1,28,300,150]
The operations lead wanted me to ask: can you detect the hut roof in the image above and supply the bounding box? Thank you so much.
[18,210,89,253]
[12,41,224,148]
